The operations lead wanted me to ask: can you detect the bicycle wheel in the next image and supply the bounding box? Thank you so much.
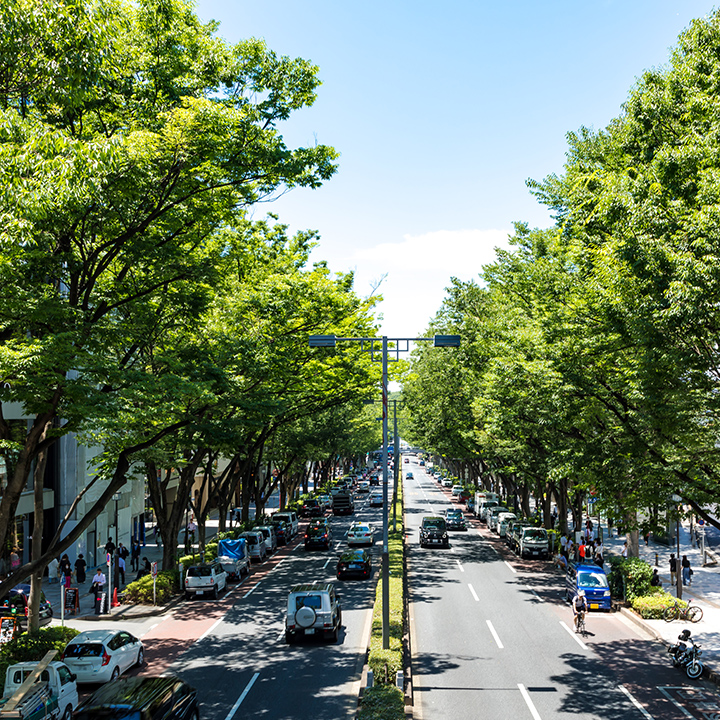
[664,605,680,622]
[687,606,704,623]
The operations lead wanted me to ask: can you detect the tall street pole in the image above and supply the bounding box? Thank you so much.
[392,399,399,532]
[381,336,390,650]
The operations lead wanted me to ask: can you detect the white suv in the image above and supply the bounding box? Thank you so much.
[184,562,227,600]
[285,583,342,643]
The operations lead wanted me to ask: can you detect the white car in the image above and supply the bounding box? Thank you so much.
[347,522,375,546]
[357,480,370,493]
[369,491,383,507]
[61,629,144,684]
[451,484,464,497]
[497,512,517,537]
[317,494,332,510]
[442,478,453,488]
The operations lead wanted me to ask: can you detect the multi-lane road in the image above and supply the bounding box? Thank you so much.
[405,458,719,720]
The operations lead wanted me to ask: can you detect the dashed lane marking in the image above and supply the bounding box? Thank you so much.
[559,620,588,650]
[468,584,479,601]
[456,560,464,573]
[504,560,517,574]
[224,672,260,720]
[618,685,655,720]
[487,620,504,649]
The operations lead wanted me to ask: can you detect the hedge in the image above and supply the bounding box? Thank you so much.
[631,591,683,619]
[0,626,79,687]
[358,685,405,720]
[608,556,655,601]
[122,569,179,605]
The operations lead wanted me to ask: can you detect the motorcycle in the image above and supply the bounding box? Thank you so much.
[668,629,703,679]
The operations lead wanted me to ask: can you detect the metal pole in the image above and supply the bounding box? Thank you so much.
[392,400,398,532]
[382,336,390,650]
[677,512,682,600]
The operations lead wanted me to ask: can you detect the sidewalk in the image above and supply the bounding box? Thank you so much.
[43,514,222,622]
[592,519,720,681]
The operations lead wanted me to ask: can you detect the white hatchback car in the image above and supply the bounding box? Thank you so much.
[62,629,144,684]
[369,491,383,507]
[347,522,375,546]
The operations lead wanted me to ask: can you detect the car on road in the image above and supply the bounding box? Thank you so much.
[0,584,53,629]
[451,484,464,497]
[285,583,342,643]
[184,561,228,599]
[419,460,425,466]
[369,475,380,486]
[419,516,449,548]
[317,494,332,510]
[516,526,550,559]
[369,491,383,507]
[442,478,454,488]
[487,505,506,532]
[406,471,414,480]
[444,508,467,530]
[256,524,278,554]
[336,549,372,580]
[347,521,375,546]
[300,498,324,518]
[565,562,611,610]
[304,524,333,550]
[273,511,299,537]
[404,457,409,463]
[239,530,268,562]
[74,676,198,720]
[357,480,370,493]
[272,519,290,545]
[62,629,144,684]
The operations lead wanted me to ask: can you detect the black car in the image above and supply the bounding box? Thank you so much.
[0,585,53,628]
[272,520,290,545]
[445,509,467,531]
[300,499,323,518]
[419,516,449,548]
[304,524,332,550]
[336,549,372,580]
[369,475,380,486]
[75,676,198,720]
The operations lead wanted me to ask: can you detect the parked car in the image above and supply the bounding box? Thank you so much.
[240,530,268,562]
[565,562,611,609]
[304,524,332,550]
[445,508,467,531]
[74,676,198,720]
[487,505,506,532]
[419,516,449,548]
[272,519,290,545]
[497,512,517,537]
[347,521,375,546]
[61,629,144,684]
[256,525,278,554]
[184,561,228,599]
[0,584,53,629]
[336,549,372,580]
[317,494,332,510]
[369,475,380,486]
[451,484,464,497]
[285,583,342,643]
[2,660,78,720]
[507,520,530,550]
[300,499,323,518]
[516,527,550,559]
[217,538,251,580]
[273,511,299,537]
[442,478,453,488]
[480,501,501,523]
[369,491,383,507]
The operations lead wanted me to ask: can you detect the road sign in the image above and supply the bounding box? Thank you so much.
[106,553,111,566]
[151,562,158,578]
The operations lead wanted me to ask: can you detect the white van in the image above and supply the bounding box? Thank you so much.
[274,511,299,537]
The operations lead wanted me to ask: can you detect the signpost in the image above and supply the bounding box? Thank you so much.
[151,562,158,606]
[107,552,113,615]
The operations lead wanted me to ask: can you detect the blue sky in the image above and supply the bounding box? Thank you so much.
[196,0,718,337]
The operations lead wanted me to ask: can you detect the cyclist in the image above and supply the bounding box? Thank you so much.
[572,589,588,633]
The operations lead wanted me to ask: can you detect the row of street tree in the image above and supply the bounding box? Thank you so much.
[403,10,720,551]
[0,0,380,622]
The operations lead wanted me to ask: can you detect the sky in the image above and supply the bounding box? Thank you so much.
[196,0,719,338]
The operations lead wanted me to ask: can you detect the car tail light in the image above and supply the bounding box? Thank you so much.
[24,607,28,616]
[101,649,111,666]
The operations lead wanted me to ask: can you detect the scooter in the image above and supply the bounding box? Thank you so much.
[668,629,703,679]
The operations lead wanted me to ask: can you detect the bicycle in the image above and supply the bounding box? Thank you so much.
[574,611,586,634]
[663,599,703,623]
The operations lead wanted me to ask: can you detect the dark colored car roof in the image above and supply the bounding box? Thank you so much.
[77,676,194,712]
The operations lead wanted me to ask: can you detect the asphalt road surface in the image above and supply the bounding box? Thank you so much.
[405,457,720,720]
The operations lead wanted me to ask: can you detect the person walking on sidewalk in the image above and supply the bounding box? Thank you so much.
[117,552,126,586]
[74,554,86,584]
[48,557,59,584]
[595,540,604,568]
[682,555,692,586]
[131,540,140,572]
[621,541,628,559]
[91,568,106,615]
[670,554,677,587]
[59,555,72,588]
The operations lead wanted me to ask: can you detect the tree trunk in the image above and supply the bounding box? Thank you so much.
[28,444,49,634]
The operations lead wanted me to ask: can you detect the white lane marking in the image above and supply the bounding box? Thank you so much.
[559,621,588,649]
[468,584,479,602]
[243,583,260,599]
[323,558,332,569]
[618,685,655,719]
[504,560,517,574]
[292,543,301,551]
[524,585,544,602]
[456,559,464,573]
[518,684,542,720]
[198,618,223,641]
[657,687,694,718]
[486,620,504,649]
[224,672,260,720]
[140,622,159,638]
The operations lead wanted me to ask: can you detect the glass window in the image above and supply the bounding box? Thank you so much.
[296,595,322,611]
[64,643,104,658]
[578,572,608,588]
[57,666,73,685]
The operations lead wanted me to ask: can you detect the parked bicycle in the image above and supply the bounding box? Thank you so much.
[663,599,703,623]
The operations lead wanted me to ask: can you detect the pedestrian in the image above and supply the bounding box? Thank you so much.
[91,567,106,615]
[104,537,116,556]
[59,554,72,588]
[117,553,125,585]
[48,557,59,584]
[559,533,568,560]
[9,547,20,572]
[153,525,162,547]
[682,555,692,586]
[621,541,628,559]
[567,538,575,561]
[131,540,140,572]
[650,569,662,587]
[595,541,604,568]
[578,539,586,563]
[670,554,677,587]
[187,519,197,545]
[142,557,151,574]
[74,554,86,584]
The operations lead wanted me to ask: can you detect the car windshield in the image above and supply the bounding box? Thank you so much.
[525,530,547,540]
[423,518,445,529]
[64,643,104,658]
[578,571,609,588]
[447,511,462,518]
[296,595,322,610]
[308,527,326,536]
[187,567,212,577]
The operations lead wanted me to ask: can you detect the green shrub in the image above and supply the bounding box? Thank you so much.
[122,569,179,604]
[631,591,682,619]
[608,556,654,601]
[0,626,79,687]
[358,685,405,720]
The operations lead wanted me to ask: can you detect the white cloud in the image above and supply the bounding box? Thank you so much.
[336,228,513,337]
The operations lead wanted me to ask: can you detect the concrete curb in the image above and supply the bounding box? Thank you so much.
[76,593,185,621]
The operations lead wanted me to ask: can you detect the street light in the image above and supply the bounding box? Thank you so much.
[310,333,460,649]
[671,494,683,600]
[112,493,121,547]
